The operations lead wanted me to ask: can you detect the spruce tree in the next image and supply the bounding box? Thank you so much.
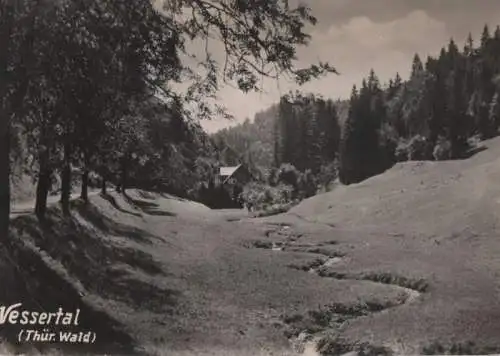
[489,92,500,132]
[463,32,474,56]
[481,24,491,50]
[445,41,469,156]
[411,54,424,81]
[339,85,358,184]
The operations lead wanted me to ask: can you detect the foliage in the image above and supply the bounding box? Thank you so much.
[159,0,337,120]
[339,72,387,184]
[240,182,294,212]
[337,25,500,183]
[407,135,433,161]
[212,104,278,169]
[1,0,337,225]
[298,169,318,198]
[394,135,432,162]
[275,92,340,173]
[239,160,334,213]
[275,163,301,192]
[316,160,338,192]
[433,136,453,161]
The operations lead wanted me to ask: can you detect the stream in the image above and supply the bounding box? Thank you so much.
[251,223,426,356]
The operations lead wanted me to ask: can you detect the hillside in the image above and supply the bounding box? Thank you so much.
[5,139,500,355]
[291,136,499,236]
[6,190,396,355]
[8,3,500,356]
[281,135,500,353]
[212,104,277,169]
[212,99,349,172]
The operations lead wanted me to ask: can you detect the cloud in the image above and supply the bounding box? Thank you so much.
[308,10,448,63]
[195,10,453,133]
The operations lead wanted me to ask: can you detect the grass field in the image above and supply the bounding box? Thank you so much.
[5,137,500,355]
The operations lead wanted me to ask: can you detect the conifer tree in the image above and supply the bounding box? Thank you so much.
[463,32,474,56]
[411,54,424,81]
[445,39,469,156]
[481,24,491,49]
[339,85,358,184]
[1,0,338,234]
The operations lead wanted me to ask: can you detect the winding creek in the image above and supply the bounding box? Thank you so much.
[249,223,427,356]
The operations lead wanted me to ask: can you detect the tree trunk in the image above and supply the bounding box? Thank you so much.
[35,170,51,220]
[101,177,106,195]
[0,6,14,240]
[35,151,51,220]
[119,155,129,194]
[60,143,72,216]
[81,151,91,202]
[0,115,10,240]
[81,169,89,202]
[0,1,39,238]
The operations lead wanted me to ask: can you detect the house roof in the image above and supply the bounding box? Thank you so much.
[219,164,241,177]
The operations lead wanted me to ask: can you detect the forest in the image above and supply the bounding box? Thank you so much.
[1,0,336,239]
[3,3,499,355]
[214,24,500,209]
[4,0,500,227]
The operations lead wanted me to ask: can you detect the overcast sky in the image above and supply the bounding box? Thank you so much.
[191,0,500,133]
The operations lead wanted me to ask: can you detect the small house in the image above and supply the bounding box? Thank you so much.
[216,164,254,206]
[218,164,253,187]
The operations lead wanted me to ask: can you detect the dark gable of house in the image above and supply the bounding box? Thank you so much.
[230,165,252,185]
[221,164,253,186]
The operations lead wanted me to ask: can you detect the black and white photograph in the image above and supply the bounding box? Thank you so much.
[2,0,500,355]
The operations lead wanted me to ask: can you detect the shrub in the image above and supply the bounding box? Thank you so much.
[432,136,452,161]
[267,167,279,186]
[316,161,338,192]
[240,182,294,212]
[396,135,433,161]
[407,135,432,160]
[276,163,301,191]
[395,139,410,162]
[298,169,318,198]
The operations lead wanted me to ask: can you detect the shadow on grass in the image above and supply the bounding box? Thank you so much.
[123,192,177,217]
[458,145,488,160]
[159,192,187,202]
[144,210,177,217]
[422,341,500,355]
[10,204,179,315]
[100,193,142,217]
[73,201,161,246]
[0,236,144,355]
[136,190,158,200]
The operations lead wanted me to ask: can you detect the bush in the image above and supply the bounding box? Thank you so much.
[396,135,433,161]
[432,136,452,161]
[316,161,338,192]
[395,139,410,162]
[407,135,433,160]
[252,201,296,217]
[298,169,318,198]
[266,161,339,199]
[276,163,301,192]
[267,167,279,186]
[240,182,294,212]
